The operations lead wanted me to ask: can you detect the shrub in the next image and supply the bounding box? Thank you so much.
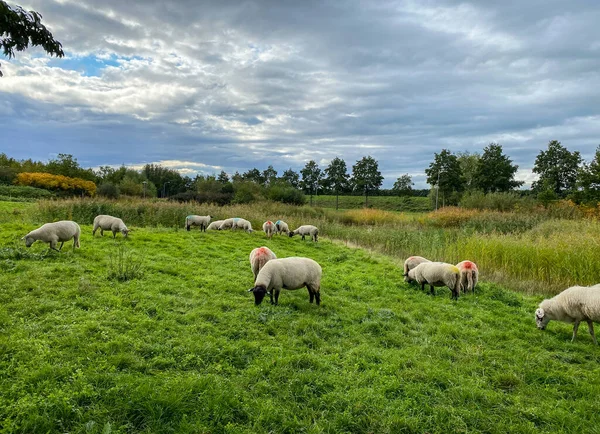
[107,244,144,282]
[169,191,233,206]
[460,191,521,212]
[15,172,96,196]
[97,183,120,199]
[0,185,54,199]
[233,182,262,204]
[266,184,306,205]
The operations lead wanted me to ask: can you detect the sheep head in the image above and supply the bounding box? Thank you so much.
[535,308,550,330]
[248,285,268,305]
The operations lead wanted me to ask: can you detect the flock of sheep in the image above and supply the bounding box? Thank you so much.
[19,214,600,345]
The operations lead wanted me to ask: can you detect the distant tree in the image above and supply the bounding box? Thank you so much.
[300,160,323,206]
[425,149,464,207]
[231,171,243,183]
[324,157,350,210]
[0,1,64,77]
[242,168,264,185]
[457,151,480,191]
[351,156,383,207]
[262,165,278,186]
[473,143,523,193]
[577,145,600,203]
[532,140,582,197]
[280,168,300,188]
[392,174,413,196]
[143,164,186,197]
[217,170,229,184]
[46,153,96,181]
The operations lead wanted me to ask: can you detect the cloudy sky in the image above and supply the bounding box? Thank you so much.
[2,0,600,188]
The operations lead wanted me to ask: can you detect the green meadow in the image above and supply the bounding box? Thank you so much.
[1,200,600,433]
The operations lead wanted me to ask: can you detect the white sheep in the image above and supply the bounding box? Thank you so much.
[22,221,81,251]
[218,218,236,230]
[274,220,289,235]
[407,262,460,300]
[207,220,225,230]
[535,284,600,345]
[234,218,253,233]
[403,256,431,282]
[93,215,130,238]
[248,257,322,306]
[289,225,318,242]
[456,260,479,294]
[249,246,277,280]
[262,221,275,239]
[185,215,212,232]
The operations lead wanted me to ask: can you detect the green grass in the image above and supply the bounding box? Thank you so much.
[311,195,431,212]
[1,218,600,433]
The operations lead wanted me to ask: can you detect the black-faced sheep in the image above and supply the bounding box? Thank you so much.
[289,225,318,242]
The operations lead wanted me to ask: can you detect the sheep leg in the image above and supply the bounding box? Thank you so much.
[315,291,321,305]
[430,285,435,296]
[274,289,280,305]
[268,291,274,305]
[308,288,314,303]
[49,240,60,252]
[301,234,305,241]
[571,320,580,342]
[420,282,425,291]
[59,241,65,251]
[587,321,598,345]
[112,230,117,238]
[92,227,97,236]
[100,229,104,236]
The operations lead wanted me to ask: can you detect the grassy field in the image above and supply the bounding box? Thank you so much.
[1,201,600,433]
[310,195,431,212]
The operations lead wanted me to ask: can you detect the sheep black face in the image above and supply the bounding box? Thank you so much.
[249,286,268,305]
[535,308,549,330]
[22,236,35,247]
[288,232,294,238]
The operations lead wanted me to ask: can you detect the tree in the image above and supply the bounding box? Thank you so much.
[392,174,413,196]
[143,164,186,197]
[324,157,350,210]
[457,151,480,192]
[217,170,229,184]
[46,153,96,181]
[0,1,64,77]
[532,140,582,197]
[280,168,300,188]
[577,145,600,203]
[473,143,523,193]
[351,156,383,207]
[424,149,464,208]
[300,160,323,206]
[262,165,278,186]
[242,168,264,185]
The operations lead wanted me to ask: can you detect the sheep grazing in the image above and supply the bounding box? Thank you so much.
[249,246,277,280]
[289,225,318,242]
[185,215,212,232]
[22,220,81,251]
[93,215,130,238]
[234,218,253,233]
[456,260,479,294]
[206,220,225,230]
[263,221,275,239]
[536,284,600,345]
[248,257,322,306]
[407,262,460,300]
[403,256,431,282]
[218,218,236,230]
[274,220,289,235]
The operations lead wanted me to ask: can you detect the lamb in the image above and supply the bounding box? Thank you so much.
[274,220,289,235]
[93,215,130,238]
[407,262,460,300]
[22,220,81,251]
[206,220,225,230]
[185,215,212,232]
[262,221,276,239]
[535,284,600,345]
[249,246,277,280]
[456,260,479,294]
[289,225,318,242]
[248,257,322,306]
[403,256,431,282]
[234,218,253,233]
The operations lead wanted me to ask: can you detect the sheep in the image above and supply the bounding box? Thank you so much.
[218,218,236,230]
[93,215,130,238]
[289,225,318,242]
[234,218,253,233]
[407,262,460,300]
[206,220,225,230]
[403,256,431,282]
[262,221,275,239]
[22,220,81,251]
[248,257,322,306]
[456,260,479,294]
[185,215,212,232]
[249,246,277,280]
[535,284,600,345]
[274,220,289,235]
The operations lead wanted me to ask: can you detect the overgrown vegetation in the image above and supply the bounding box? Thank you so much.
[2,215,600,433]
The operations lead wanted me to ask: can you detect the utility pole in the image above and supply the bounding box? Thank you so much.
[142,180,147,199]
[435,171,440,211]
[162,181,170,198]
